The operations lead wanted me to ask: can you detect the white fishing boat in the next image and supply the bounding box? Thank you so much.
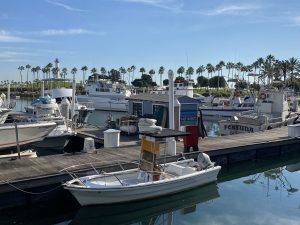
[219,87,299,135]
[0,121,56,151]
[26,95,74,151]
[76,74,131,112]
[62,129,221,206]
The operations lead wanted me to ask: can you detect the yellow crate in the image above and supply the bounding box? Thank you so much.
[141,136,160,154]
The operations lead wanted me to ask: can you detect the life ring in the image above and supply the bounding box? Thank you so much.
[260,93,266,100]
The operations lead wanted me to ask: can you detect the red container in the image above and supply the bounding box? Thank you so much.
[183,125,199,147]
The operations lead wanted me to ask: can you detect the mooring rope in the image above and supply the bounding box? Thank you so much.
[1,179,62,195]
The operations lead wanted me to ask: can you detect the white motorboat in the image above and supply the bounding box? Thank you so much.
[70,183,219,225]
[219,87,299,135]
[150,79,194,98]
[77,74,131,112]
[0,121,56,151]
[62,130,221,206]
[0,93,16,124]
[26,95,74,151]
[43,88,94,124]
[200,91,256,118]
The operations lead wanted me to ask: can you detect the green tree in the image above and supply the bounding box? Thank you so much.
[110,69,121,83]
[163,79,169,86]
[81,66,88,85]
[186,66,194,80]
[209,76,226,88]
[25,64,31,88]
[177,66,185,77]
[100,67,106,75]
[197,75,208,87]
[139,67,145,75]
[91,67,97,74]
[158,66,165,86]
[149,69,156,82]
[18,66,25,89]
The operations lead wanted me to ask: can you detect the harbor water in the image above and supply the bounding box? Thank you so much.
[2,99,299,224]
[1,154,299,225]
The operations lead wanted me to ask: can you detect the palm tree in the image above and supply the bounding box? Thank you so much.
[100,67,106,76]
[139,67,145,75]
[46,63,53,79]
[25,64,31,88]
[149,69,156,82]
[158,66,165,86]
[186,66,194,80]
[35,66,41,80]
[119,67,126,82]
[288,57,298,84]
[31,67,36,81]
[234,62,243,80]
[177,66,185,77]
[91,67,97,74]
[206,63,213,80]
[71,67,77,80]
[62,67,68,79]
[127,67,132,84]
[196,65,205,77]
[18,66,25,90]
[131,65,136,82]
[81,66,88,85]
[280,60,289,85]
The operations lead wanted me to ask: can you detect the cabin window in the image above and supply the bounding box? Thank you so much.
[133,102,143,117]
[152,104,165,115]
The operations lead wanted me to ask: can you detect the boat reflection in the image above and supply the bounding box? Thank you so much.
[285,161,300,173]
[243,163,299,196]
[70,183,220,225]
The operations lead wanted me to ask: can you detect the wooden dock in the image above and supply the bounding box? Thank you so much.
[0,126,299,207]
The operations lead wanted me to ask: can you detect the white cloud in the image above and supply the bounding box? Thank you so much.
[204,4,260,16]
[45,0,87,12]
[291,16,300,25]
[0,30,30,43]
[35,28,105,36]
[117,0,184,12]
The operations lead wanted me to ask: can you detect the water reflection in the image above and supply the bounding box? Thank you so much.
[70,183,220,225]
[243,166,299,197]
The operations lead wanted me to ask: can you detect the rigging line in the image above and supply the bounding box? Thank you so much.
[1,179,62,195]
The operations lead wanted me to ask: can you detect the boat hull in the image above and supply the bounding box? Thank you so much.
[76,96,128,112]
[0,122,56,151]
[32,133,71,150]
[65,166,221,206]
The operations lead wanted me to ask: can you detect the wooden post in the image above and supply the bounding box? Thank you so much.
[14,122,21,159]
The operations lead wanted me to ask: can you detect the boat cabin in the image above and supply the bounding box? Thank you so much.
[126,93,199,129]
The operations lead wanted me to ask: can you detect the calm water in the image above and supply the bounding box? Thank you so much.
[2,100,299,225]
[1,155,299,225]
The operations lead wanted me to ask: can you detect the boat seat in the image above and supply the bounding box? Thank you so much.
[165,163,196,176]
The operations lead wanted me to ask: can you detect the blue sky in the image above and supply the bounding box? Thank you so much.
[1,0,300,82]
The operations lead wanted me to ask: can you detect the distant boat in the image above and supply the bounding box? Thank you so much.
[219,87,298,135]
[25,95,74,151]
[0,121,56,151]
[76,74,130,112]
[200,94,256,118]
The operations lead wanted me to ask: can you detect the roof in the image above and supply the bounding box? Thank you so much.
[126,93,170,103]
[177,95,199,104]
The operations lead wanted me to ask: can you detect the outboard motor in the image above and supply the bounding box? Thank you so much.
[197,152,214,169]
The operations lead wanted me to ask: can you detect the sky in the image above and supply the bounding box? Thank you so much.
[1,0,300,82]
